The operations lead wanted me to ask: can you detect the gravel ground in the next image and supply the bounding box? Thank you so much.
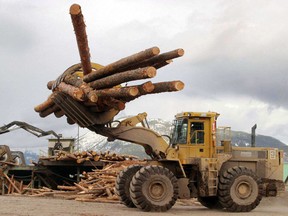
[0,192,287,216]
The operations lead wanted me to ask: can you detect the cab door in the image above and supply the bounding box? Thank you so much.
[188,119,211,158]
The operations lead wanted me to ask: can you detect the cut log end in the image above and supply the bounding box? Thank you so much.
[70,4,81,15]
[141,81,154,93]
[151,46,160,55]
[177,48,185,57]
[89,94,98,103]
[146,67,157,78]
[175,81,185,91]
[128,87,139,97]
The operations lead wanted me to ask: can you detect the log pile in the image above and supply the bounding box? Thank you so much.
[0,171,25,195]
[27,160,145,203]
[34,4,185,126]
[40,150,138,163]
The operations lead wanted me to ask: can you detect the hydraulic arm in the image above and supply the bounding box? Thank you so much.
[0,121,60,139]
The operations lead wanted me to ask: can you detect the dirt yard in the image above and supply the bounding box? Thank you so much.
[0,192,287,216]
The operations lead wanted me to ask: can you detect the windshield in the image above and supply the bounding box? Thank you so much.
[170,118,188,144]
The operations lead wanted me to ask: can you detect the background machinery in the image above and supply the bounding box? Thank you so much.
[0,121,60,165]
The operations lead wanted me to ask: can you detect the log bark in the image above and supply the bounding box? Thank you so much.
[94,86,139,98]
[89,97,125,112]
[134,81,155,95]
[121,81,184,102]
[57,185,77,191]
[48,78,98,103]
[67,117,76,125]
[70,4,92,75]
[121,49,184,71]
[83,47,160,82]
[54,109,65,118]
[64,75,98,102]
[89,66,156,89]
[54,82,85,102]
[151,80,184,93]
[34,94,56,112]
[152,59,173,69]
[39,104,60,118]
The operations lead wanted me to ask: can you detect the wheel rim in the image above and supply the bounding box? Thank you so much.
[235,181,252,199]
[148,181,167,201]
[230,175,258,205]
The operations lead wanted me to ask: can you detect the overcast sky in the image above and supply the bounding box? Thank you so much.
[1,0,288,153]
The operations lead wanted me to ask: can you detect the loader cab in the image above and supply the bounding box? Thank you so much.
[170,112,219,164]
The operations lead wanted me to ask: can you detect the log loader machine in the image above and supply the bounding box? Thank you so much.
[104,112,284,212]
[54,94,284,212]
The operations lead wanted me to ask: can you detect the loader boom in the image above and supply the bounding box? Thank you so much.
[93,113,170,159]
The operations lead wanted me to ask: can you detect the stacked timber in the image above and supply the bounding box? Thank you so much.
[40,150,138,163]
[26,160,145,203]
[34,4,185,126]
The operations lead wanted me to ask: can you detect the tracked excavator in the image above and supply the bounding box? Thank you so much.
[0,121,60,165]
[53,94,284,212]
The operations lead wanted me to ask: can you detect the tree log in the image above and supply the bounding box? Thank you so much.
[133,81,155,95]
[151,80,185,93]
[121,49,184,71]
[83,47,160,82]
[94,86,139,98]
[54,109,65,118]
[121,81,184,102]
[88,97,125,112]
[152,59,173,69]
[67,117,76,125]
[34,94,56,112]
[39,104,60,118]
[89,66,156,89]
[64,75,98,102]
[57,185,78,191]
[48,78,98,103]
[54,82,85,102]
[70,4,92,75]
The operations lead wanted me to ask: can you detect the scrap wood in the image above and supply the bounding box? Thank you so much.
[25,160,145,202]
[40,150,138,164]
[3,173,21,194]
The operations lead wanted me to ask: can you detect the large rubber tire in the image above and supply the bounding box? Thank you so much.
[115,164,143,208]
[218,166,263,212]
[198,196,223,209]
[130,165,179,212]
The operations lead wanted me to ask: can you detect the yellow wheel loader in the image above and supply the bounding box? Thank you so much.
[51,92,284,212]
[106,112,284,212]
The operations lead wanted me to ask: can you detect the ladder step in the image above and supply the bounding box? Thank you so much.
[209,178,218,180]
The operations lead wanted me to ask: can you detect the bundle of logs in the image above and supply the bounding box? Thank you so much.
[40,150,138,164]
[25,160,144,202]
[34,4,185,126]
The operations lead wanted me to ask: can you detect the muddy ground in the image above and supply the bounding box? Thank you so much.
[0,192,287,216]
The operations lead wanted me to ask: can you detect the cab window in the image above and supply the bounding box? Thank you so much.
[190,122,204,144]
[171,118,188,144]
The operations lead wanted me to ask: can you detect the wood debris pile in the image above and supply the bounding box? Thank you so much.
[34,4,185,126]
[0,169,26,195]
[40,150,138,164]
[26,160,145,202]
